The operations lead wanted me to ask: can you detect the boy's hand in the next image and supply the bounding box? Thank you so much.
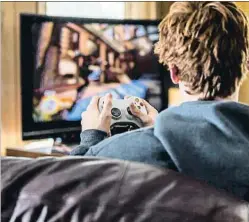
[125,96,158,127]
[81,94,112,133]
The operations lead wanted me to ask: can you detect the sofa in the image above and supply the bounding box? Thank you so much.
[1,156,248,222]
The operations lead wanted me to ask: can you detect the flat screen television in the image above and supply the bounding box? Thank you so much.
[20,14,170,142]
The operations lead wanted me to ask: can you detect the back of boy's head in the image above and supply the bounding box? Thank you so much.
[155,2,249,100]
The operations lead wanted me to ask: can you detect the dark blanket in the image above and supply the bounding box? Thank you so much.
[1,156,248,222]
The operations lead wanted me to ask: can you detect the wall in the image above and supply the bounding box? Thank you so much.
[125,2,172,19]
[1,2,45,155]
[235,2,249,104]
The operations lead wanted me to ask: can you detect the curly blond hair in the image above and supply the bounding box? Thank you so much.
[155,2,249,99]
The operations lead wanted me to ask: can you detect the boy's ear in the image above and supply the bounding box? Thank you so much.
[169,65,180,84]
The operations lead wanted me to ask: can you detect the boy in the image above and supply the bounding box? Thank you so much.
[71,2,249,201]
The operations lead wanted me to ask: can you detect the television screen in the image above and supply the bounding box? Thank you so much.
[21,14,169,140]
[31,20,163,122]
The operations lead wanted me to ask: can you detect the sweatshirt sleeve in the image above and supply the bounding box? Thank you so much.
[70,129,108,156]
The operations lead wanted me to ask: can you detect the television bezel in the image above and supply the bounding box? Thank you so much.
[20,13,170,141]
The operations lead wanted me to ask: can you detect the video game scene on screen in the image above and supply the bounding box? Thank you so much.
[32,21,162,122]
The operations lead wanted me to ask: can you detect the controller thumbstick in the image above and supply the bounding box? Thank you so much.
[111,108,122,119]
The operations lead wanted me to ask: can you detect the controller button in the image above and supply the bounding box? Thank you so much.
[137,106,141,109]
[140,102,144,106]
[111,108,121,119]
[135,98,139,102]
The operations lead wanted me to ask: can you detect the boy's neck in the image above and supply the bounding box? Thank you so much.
[179,83,239,103]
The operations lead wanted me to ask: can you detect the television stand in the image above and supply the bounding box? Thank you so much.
[5,137,79,158]
[6,147,65,158]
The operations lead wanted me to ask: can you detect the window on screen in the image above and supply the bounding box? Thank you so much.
[46,2,125,19]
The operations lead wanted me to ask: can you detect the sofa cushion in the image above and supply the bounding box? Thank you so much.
[1,156,248,222]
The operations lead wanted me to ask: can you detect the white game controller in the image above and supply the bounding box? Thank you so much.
[98,96,148,133]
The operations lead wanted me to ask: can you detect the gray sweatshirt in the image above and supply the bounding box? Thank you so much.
[70,101,249,201]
